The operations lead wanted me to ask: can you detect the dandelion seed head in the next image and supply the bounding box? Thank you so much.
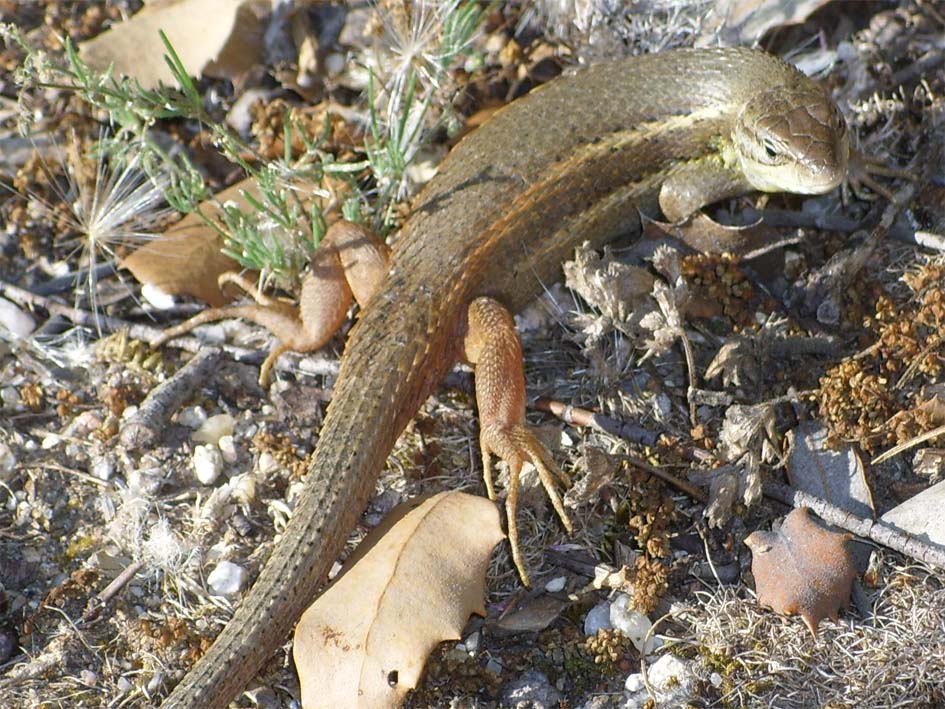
[143,518,186,575]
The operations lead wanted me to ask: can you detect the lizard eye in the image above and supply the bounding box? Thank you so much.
[763,139,779,159]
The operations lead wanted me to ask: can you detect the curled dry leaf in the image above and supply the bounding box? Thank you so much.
[123,173,344,306]
[293,491,504,709]
[745,507,857,636]
[79,0,266,90]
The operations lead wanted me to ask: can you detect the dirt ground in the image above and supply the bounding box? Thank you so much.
[1,1,945,708]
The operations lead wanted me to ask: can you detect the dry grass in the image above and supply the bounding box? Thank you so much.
[668,557,945,707]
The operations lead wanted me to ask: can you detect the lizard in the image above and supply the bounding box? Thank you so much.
[160,47,869,706]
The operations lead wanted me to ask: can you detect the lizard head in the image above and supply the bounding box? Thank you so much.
[732,83,850,195]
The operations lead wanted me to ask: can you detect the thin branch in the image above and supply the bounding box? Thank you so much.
[763,481,945,570]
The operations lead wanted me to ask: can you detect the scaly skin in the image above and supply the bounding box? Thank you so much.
[162,48,849,707]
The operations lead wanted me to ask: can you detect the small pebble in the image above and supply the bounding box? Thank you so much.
[79,669,97,686]
[324,52,345,77]
[463,629,480,655]
[178,406,208,429]
[193,445,224,485]
[544,575,566,593]
[1,386,20,408]
[609,593,653,653]
[646,654,696,699]
[41,433,61,450]
[91,455,115,482]
[583,600,612,636]
[624,673,644,692]
[116,676,133,694]
[207,560,247,596]
[0,442,16,480]
[256,451,281,476]
[218,434,238,464]
[230,473,257,505]
[146,671,164,695]
[193,413,236,445]
[0,296,35,337]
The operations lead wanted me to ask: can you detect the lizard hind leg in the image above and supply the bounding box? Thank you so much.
[151,221,391,386]
[464,296,573,586]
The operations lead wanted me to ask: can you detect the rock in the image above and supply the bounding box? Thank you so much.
[609,593,654,653]
[624,655,696,708]
[177,405,207,428]
[207,560,247,596]
[193,413,236,445]
[584,600,612,636]
[193,444,224,485]
[0,296,35,337]
[499,670,562,709]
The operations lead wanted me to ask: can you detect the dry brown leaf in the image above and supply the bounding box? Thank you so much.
[79,0,267,90]
[120,178,255,306]
[293,491,504,709]
[123,172,349,306]
[642,212,777,256]
[745,507,857,636]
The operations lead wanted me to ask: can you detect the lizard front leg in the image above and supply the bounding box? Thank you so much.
[463,296,572,586]
[152,221,390,385]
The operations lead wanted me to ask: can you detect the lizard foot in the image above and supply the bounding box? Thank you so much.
[480,422,572,586]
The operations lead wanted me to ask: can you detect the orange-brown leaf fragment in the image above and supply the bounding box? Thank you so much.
[745,506,856,636]
[293,492,504,709]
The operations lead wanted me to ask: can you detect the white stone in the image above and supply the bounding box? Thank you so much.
[544,575,567,593]
[324,52,345,77]
[609,593,654,653]
[193,445,224,485]
[0,442,15,480]
[0,296,35,337]
[1,387,20,407]
[91,455,115,481]
[646,654,696,700]
[624,672,644,693]
[583,600,612,636]
[79,669,97,686]
[218,434,238,464]
[207,560,247,596]
[193,413,235,445]
[178,406,208,429]
[146,671,164,694]
[256,450,281,475]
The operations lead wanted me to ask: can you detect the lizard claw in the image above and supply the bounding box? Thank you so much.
[480,422,572,586]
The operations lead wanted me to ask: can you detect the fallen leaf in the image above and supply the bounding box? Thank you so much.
[293,491,504,709]
[120,178,253,306]
[642,212,777,256]
[745,507,857,635]
[121,174,343,306]
[79,0,267,90]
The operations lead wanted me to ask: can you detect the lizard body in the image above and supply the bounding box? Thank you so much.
[163,48,849,706]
